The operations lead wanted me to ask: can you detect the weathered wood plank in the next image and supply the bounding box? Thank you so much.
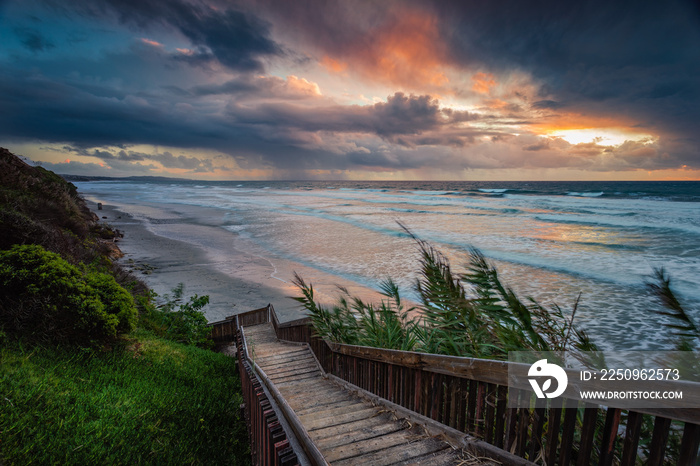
[598,408,621,466]
[678,422,700,466]
[272,372,323,386]
[290,393,356,410]
[558,398,579,466]
[544,406,562,465]
[267,367,321,381]
[516,406,529,458]
[323,429,422,463]
[621,411,643,465]
[240,320,518,466]
[575,404,598,466]
[265,366,320,380]
[314,420,406,450]
[493,385,507,450]
[332,437,449,466]
[484,383,496,444]
[245,328,276,337]
[309,413,396,442]
[254,349,311,363]
[504,391,521,452]
[254,353,313,365]
[467,380,478,435]
[291,394,358,413]
[446,377,459,429]
[280,383,342,400]
[303,407,381,431]
[327,342,512,385]
[262,356,317,370]
[646,416,672,466]
[264,359,318,372]
[393,448,462,466]
[298,402,375,423]
[528,405,545,462]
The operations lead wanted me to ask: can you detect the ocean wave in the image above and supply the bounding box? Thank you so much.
[386,208,431,214]
[478,188,509,193]
[403,190,457,196]
[567,191,604,197]
[533,214,700,235]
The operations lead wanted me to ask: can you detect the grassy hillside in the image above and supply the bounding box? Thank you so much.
[0,147,250,464]
[1,331,249,465]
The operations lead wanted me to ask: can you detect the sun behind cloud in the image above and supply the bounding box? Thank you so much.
[548,128,653,146]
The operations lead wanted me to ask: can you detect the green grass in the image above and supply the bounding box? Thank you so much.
[0,329,250,465]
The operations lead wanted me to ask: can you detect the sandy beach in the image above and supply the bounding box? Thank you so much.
[89,201,306,323]
[75,178,700,352]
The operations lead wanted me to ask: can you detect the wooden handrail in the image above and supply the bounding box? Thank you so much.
[251,359,329,466]
[327,341,700,425]
[261,307,700,465]
[212,305,700,465]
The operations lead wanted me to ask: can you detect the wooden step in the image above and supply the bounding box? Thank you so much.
[239,321,495,466]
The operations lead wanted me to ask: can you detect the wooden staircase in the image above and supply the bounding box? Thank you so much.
[244,323,493,465]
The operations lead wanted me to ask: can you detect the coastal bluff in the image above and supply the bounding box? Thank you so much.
[0,147,122,261]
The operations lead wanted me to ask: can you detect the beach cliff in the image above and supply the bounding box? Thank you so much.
[0,147,123,262]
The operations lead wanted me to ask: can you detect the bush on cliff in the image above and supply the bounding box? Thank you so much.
[139,283,213,348]
[0,244,137,346]
[86,271,138,334]
[0,147,123,280]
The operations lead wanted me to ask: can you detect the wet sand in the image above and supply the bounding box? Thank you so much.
[90,201,306,323]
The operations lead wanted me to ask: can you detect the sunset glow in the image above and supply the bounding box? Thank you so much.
[0,0,697,180]
[548,129,652,146]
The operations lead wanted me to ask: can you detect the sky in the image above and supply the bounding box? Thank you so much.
[1,0,699,181]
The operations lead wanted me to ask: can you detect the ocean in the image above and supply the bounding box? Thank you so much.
[75,179,700,351]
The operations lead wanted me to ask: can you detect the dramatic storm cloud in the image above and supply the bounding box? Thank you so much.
[1,0,698,180]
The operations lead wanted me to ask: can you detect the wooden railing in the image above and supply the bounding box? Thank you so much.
[252,305,700,466]
[237,355,300,466]
[212,305,700,465]
[211,307,302,466]
[209,316,237,344]
[210,306,271,344]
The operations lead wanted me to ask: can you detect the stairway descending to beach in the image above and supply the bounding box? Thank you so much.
[243,323,487,465]
[215,306,700,466]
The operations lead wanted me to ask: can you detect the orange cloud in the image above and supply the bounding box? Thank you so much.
[140,38,164,48]
[321,56,348,74]
[324,10,450,90]
[472,72,496,94]
[369,12,448,87]
[482,98,511,110]
[286,75,322,96]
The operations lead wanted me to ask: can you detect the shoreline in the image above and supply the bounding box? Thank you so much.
[89,201,305,323]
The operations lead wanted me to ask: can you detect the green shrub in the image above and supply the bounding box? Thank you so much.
[85,271,138,334]
[0,244,136,346]
[161,284,212,348]
[140,284,213,348]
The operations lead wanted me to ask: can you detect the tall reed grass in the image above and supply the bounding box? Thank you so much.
[294,227,598,360]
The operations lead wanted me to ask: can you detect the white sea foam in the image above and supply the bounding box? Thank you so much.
[75,180,700,350]
[567,191,604,197]
[478,188,509,193]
